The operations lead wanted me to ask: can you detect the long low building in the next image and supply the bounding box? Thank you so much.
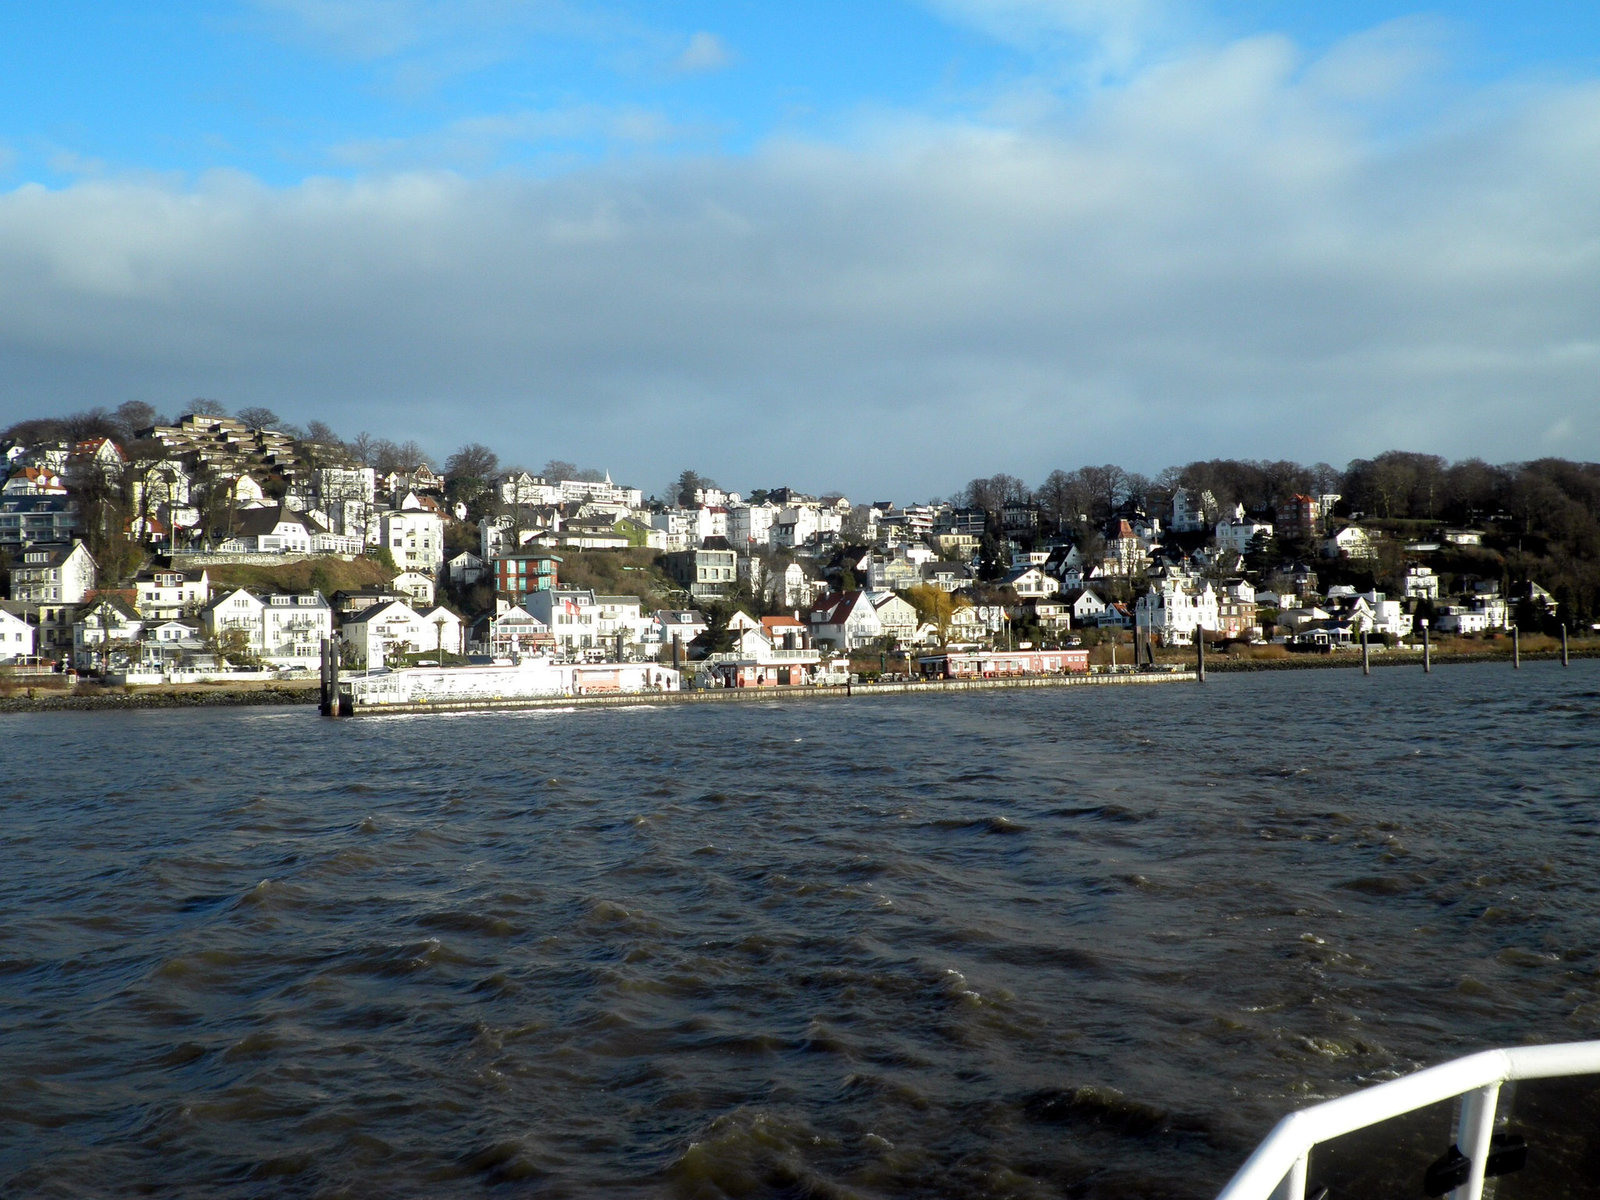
[918,649,1090,679]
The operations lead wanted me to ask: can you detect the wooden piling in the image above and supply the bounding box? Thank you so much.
[1197,631,1206,683]
[1512,626,1520,669]
[1361,630,1370,675]
[1562,625,1570,666]
[1423,623,1431,673]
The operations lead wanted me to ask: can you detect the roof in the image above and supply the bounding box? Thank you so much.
[344,599,421,625]
[228,503,311,539]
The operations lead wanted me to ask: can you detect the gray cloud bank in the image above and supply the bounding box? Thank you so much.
[3,33,1598,498]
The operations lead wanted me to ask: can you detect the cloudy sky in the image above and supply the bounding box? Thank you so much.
[2,1,1598,499]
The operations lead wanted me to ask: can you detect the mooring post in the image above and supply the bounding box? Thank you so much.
[1512,625,1520,669]
[1361,630,1370,675]
[329,633,342,716]
[1196,629,1205,682]
[1562,624,1570,666]
[1422,620,1431,673]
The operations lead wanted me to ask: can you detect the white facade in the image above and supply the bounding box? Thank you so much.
[261,593,333,664]
[0,606,36,661]
[809,591,884,650]
[133,568,211,619]
[380,509,445,575]
[523,588,603,656]
[342,599,430,668]
[1403,565,1439,600]
[728,502,778,550]
[202,588,269,652]
[1134,577,1219,645]
[9,542,97,604]
[1215,515,1274,555]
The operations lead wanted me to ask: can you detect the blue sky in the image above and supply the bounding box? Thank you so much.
[3,1,1599,497]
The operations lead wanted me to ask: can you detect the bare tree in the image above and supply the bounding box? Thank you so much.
[1077,464,1128,523]
[445,442,500,481]
[235,406,281,430]
[542,459,578,481]
[346,431,376,465]
[113,401,161,440]
[187,398,228,417]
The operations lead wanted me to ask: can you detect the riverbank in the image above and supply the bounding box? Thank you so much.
[3,641,1594,713]
[1200,645,1599,672]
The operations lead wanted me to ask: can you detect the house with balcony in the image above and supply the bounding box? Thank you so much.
[665,539,738,600]
[492,551,561,598]
[200,588,269,658]
[261,592,334,665]
[522,587,603,656]
[1134,575,1219,645]
[808,590,884,650]
[10,541,98,605]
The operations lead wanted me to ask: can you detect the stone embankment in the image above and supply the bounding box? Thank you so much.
[1199,646,1598,672]
[0,685,318,713]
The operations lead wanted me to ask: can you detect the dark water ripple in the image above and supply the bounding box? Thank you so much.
[3,661,1599,1198]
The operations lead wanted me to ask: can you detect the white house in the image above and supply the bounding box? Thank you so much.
[1434,605,1492,634]
[341,598,429,668]
[201,588,269,655]
[379,508,446,575]
[1060,587,1108,627]
[416,605,464,657]
[0,603,36,662]
[1323,526,1379,560]
[1357,591,1412,639]
[809,590,884,650]
[650,609,708,655]
[1134,576,1220,645]
[1404,565,1440,600]
[74,598,147,672]
[9,541,98,604]
[1215,509,1274,556]
[523,587,603,656]
[1171,487,1217,533]
[446,550,485,586]
[1001,564,1060,599]
[132,568,211,620]
[727,501,779,550]
[261,592,334,665]
[867,590,920,645]
[216,504,316,555]
[390,570,436,607]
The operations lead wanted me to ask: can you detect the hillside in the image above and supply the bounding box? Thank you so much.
[205,556,395,595]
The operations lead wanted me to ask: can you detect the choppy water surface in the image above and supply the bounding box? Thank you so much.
[3,661,1599,1198]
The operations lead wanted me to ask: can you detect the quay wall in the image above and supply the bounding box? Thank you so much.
[343,669,1198,716]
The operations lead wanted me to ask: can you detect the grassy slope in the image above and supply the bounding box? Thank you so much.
[207,557,395,594]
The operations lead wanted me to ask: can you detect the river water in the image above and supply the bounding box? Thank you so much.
[3,660,1598,1199]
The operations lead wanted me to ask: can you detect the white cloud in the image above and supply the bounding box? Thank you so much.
[925,0,1187,82]
[328,105,684,170]
[674,31,733,75]
[4,28,1599,496]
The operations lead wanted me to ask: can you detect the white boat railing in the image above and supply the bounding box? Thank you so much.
[1216,1040,1600,1200]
